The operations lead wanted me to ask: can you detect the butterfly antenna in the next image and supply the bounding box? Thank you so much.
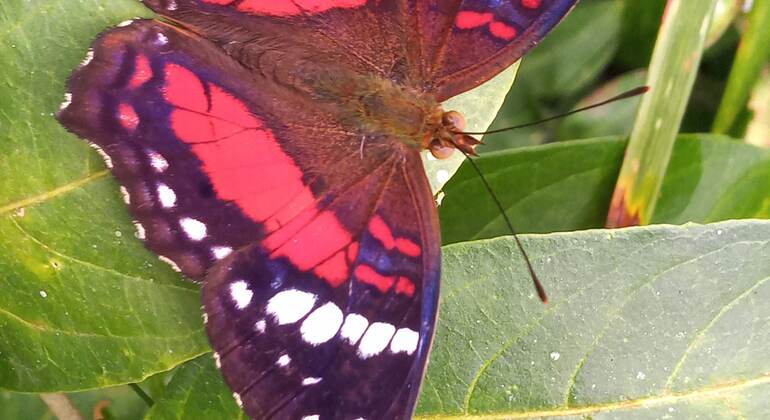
[449,145,548,303]
[460,86,649,135]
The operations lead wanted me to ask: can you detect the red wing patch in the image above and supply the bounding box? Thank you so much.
[455,10,518,40]
[160,62,368,287]
[201,0,367,16]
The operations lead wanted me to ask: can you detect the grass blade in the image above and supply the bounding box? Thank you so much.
[712,0,770,136]
[606,0,719,227]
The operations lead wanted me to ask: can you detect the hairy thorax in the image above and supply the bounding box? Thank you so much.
[309,68,481,158]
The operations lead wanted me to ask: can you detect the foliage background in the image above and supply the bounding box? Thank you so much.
[1,0,769,418]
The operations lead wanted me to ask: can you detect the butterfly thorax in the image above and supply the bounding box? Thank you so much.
[296,65,477,156]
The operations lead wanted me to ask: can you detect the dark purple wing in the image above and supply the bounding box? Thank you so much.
[142,0,579,100]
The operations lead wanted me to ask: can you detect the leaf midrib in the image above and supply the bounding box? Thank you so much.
[0,170,108,216]
[418,372,770,419]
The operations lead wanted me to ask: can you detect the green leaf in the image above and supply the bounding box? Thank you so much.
[142,221,770,419]
[417,220,770,418]
[440,135,770,244]
[145,355,246,420]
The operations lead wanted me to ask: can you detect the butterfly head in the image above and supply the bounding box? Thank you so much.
[427,109,481,159]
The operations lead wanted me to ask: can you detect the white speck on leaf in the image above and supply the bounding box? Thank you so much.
[550,351,560,361]
[39,290,47,298]
[637,371,646,380]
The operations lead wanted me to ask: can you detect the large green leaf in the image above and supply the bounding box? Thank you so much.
[418,220,770,418]
[0,0,513,393]
[142,221,770,419]
[440,135,770,244]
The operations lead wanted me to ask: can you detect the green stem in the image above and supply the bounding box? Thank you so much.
[130,383,155,407]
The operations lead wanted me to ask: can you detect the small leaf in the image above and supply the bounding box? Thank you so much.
[145,355,247,420]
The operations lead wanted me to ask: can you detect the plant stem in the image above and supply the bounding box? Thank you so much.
[40,393,84,420]
[129,383,155,407]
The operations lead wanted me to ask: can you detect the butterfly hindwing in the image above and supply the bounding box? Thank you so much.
[203,151,441,419]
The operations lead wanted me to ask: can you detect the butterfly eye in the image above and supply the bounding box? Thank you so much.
[429,139,455,160]
[441,110,466,132]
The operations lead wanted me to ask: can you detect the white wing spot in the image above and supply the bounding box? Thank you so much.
[211,246,233,260]
[302,416,319,420]
[201,312,208,324]
[300,302,343,345]
[254,319,266,333]
[229,280,253,310]
[147,150,169,173]
[119,186,131,204]
[232,392,243,407]
[340,313,369,344]
[213,352,222,368]
[157,183,176,208]
[180,217,207,241]
[133,221,146,240]
[155,33,169,45]
[116,19,134,27]
[358,322,396,359]
[276,353,291,367]
[59,93,72,110]
[89,144,113,168]
[390,328,419,355]
[158,255,181,272]
[266,289,316,325]
[302,377,322,386]
[80,49,94,66]
[167,0,178,10]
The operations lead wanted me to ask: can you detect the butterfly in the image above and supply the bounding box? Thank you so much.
[57,1,577,418]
